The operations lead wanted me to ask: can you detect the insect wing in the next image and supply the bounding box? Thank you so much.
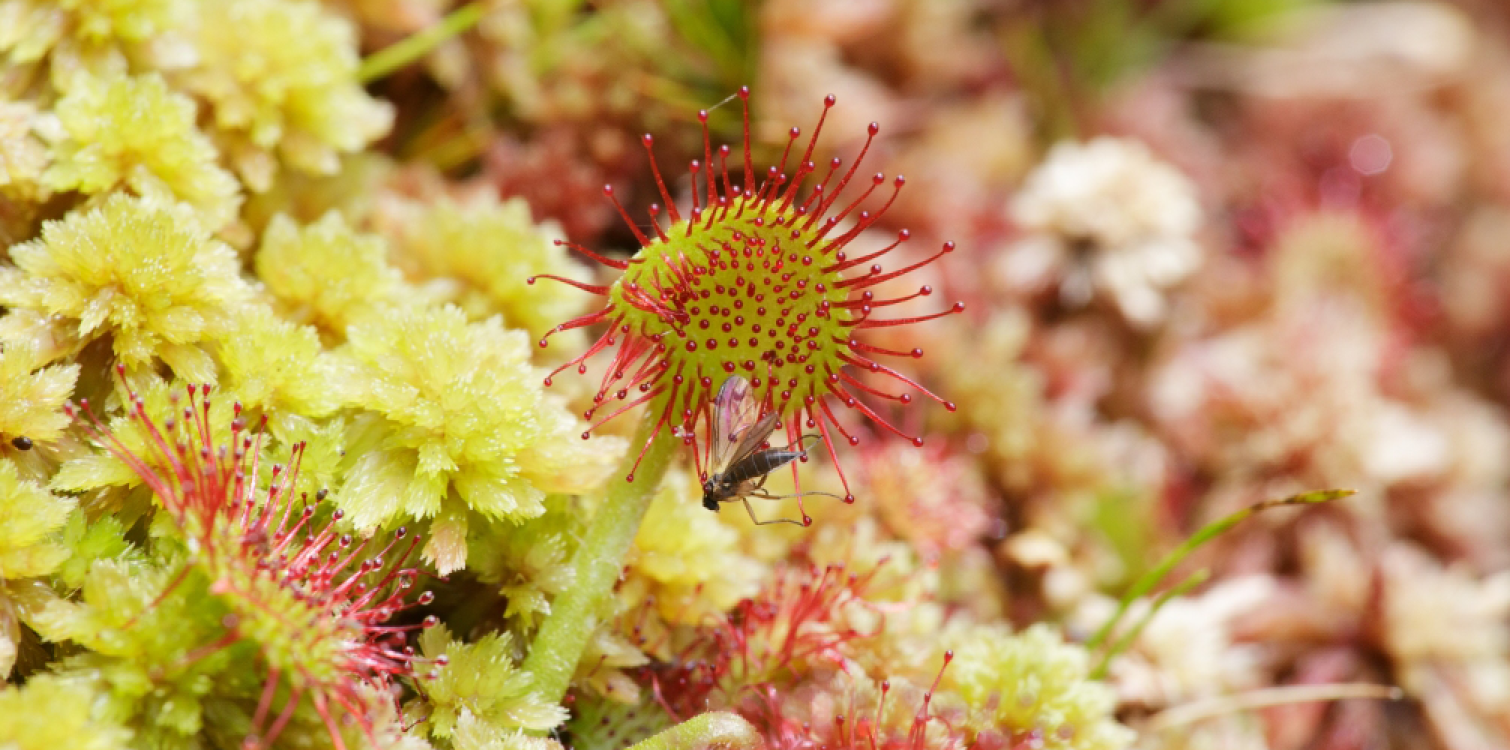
[728,411,780,470]
[711,375,760,470]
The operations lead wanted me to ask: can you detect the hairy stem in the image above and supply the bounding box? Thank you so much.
[626,712,763,750]
[522,409,675,710]
[357,2,486,83]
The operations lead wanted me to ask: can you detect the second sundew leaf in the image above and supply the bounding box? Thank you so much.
[332,304,622,573]
[62,381,440,748]
[52,376,238,496]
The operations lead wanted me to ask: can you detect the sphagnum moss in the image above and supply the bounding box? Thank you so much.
[384,194,593,342]
[0,672,131,749]
[943,624,1134,750]
[178,0,393,189]
[41,71,243,231]
[0,0,191,88]
[0,457,75,677]
[0,193,251,382]
[254,211,403,338]
[0,339,79,453]
[331,302,620,573]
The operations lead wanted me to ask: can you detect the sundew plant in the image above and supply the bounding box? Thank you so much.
[0,1,1425,749]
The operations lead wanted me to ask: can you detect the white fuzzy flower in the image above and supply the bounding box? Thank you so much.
[1381,543,1510,735]
[1383,544,1510,666]
[1109,577,1276,707]
[1002,137,1202,326]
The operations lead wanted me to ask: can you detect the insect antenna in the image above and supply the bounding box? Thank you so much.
[791,433,827,452]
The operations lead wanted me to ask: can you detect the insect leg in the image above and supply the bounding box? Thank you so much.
[750,489,847,502]
[741,497,805,526]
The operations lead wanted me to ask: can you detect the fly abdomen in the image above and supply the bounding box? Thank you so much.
[724,448,804,485]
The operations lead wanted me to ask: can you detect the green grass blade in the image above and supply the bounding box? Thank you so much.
[1086,488,1354,651]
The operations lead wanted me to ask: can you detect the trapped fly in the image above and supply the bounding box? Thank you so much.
[700,375,837,526]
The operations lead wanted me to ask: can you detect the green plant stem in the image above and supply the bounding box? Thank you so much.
[1089,568,1209,679]
[1086,488,1353,651]
[357,2,487,83]
[626,712,762,750]
[522,409,675,710]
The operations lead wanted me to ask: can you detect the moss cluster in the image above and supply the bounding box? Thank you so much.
[0,3,614,744]
[0,3,1133,750]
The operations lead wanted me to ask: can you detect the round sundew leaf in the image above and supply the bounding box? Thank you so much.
[536,92,963,498]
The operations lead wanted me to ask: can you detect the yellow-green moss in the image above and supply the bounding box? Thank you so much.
[0,339,80,446]
[42,72,242,230]
[333,304,620,572]
[942,623,1133,750]
[415,624,566,739]
[0,672,132,749]
[0,459,74,580]
[0,193,250,381]
[177,0,393,189]
[255,211,403,337]
[386,194,592,341]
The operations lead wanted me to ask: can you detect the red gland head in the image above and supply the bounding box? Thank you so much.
[538,89,962,503]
